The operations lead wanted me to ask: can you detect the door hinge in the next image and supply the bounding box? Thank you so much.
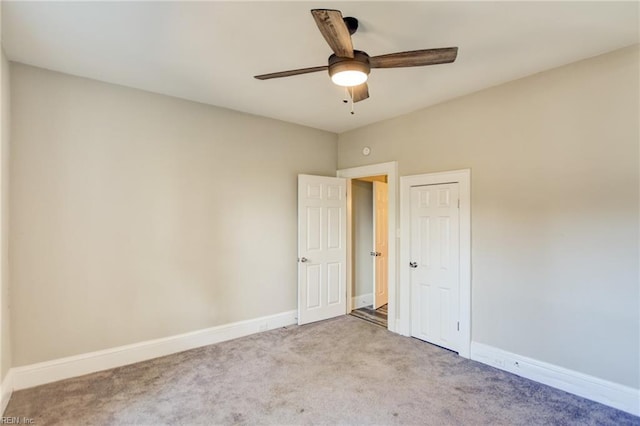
[457,321,460,331]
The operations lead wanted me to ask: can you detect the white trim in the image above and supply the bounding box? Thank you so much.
[338,161,398,333]
[10,310,296,391]
[351,293,373,309]
[1,369,13,414]
[345,179,354,312]
[400,169,471,357]
[471,342,640,416]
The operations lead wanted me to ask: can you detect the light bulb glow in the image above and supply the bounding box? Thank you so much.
[331,70,368,87]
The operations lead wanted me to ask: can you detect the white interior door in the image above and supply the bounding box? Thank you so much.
[410,183,460,351]
[373,181,388,309]
[298,175,347,325]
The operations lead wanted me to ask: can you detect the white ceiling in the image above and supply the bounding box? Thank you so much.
[2,1,638,133]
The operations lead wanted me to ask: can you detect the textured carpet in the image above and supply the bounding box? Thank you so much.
[350,303,388,328]
[5,316,638,425]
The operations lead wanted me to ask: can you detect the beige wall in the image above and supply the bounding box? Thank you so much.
[6,43,639,392]
[0,49,11,380]
[10,63,337,366]
[338,46,639,389]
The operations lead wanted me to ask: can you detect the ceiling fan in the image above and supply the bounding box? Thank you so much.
[254,9,458,105]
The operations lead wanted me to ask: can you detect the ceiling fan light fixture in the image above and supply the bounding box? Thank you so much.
[328,51,371,87]
[331,69,368,87]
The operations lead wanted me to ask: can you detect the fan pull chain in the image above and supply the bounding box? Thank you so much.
[350,87,355,115]
[343,88,349,104]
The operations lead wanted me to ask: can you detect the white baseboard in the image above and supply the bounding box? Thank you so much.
[10,310,297,392]
[1,369,13,414]
[352,293,373,309]
[470,342,640,416]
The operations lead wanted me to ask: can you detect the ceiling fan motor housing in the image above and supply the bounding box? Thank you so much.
[328,50,371,81]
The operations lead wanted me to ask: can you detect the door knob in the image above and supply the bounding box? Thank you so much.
[409,261,418,268]
[370,251,382,257]
[299,257,309,263]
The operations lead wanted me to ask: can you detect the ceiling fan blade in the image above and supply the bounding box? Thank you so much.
[349,83,369,103]
[311,9,354,59]
[369,47,458,69]
[254,66,328,80]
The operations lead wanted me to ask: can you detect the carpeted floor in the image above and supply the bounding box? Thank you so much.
[5,316,638,425]
[350,303,388,328]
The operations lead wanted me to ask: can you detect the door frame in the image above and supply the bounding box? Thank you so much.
[337,161,398,333]
[400,169,471,358]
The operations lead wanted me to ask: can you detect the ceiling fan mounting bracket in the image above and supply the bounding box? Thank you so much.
[343,17,359,35]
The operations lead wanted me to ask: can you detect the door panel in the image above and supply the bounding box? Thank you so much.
[373,181,389,309]
[306,265,321,309]
[306,208,321,250]
[327,207,342,249]
[410,183,460,351]
[327,262,342,305]
[298,175,347,325]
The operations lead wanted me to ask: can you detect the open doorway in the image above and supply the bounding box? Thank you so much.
[337,161,397,332]
[349,175,388,328]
